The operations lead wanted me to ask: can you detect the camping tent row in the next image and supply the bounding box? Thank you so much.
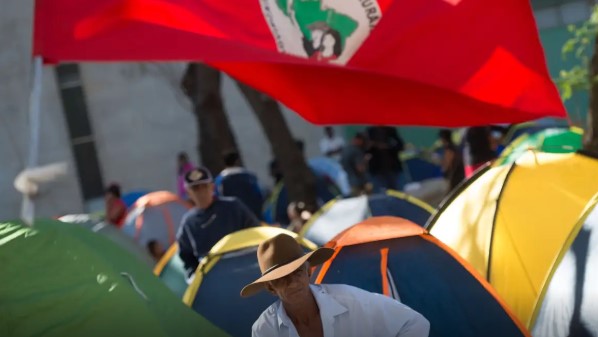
[155,219,531,337]
[427,150,598,336]
[300,190,435,246]
[0,219,227,337]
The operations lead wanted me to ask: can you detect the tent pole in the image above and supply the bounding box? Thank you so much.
[21,56,43,226]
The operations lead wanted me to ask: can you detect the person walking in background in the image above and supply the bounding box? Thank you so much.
[463,126,496,178]
[105,183,127,228]
[177,152,194,200]
[177,167,260,278]
[341,132,371,196]
[215,150,264,220]
[319,126,345,161]
[438,129,465,191]
[367,126,405,193]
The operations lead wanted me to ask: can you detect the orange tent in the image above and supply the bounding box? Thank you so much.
[122,191,191,250]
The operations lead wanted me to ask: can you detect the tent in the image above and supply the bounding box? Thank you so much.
[533,193,598,337]
[427,150,598,329]
[0,219,227,337]
[497,127,583,165]
[401,152,443,183]
[59,214,154,266]
[262,172,342,225]
[308,156,351,196]
[183,227,317,337]
[122,190,151,208]
[312,217,529,337]
[122,191,191,250]
[154,242,188,298]
[300,190,434,246]
[502,118,569,145]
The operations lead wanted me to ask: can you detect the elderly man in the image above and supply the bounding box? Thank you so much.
[177,167,260,277]
[241,234,430,337]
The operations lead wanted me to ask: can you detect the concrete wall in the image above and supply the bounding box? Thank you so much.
[0,0,84,220]
[0,0,325,220]
[81,62,324,199]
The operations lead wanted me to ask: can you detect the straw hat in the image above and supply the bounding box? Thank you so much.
[240,234,333,297]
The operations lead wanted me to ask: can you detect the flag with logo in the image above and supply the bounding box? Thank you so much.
[34,0,566,126]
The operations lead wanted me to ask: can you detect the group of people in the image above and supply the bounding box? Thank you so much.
[104,137,433,336]
[322,126,407,196]
[323,125,507,197]
[437,125,506,191]
[177,163,430,337]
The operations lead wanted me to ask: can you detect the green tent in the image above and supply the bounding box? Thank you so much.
[58,214,155,267]
[0,219,228,337]
[497,127,583,165]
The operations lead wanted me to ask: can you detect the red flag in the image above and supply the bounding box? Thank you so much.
[34,0,566,126]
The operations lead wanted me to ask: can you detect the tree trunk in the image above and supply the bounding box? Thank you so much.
[181,63,240,174]
[235,82,318,213]
[587,35,598,152]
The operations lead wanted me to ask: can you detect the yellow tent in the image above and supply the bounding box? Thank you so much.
[427,151,598,329]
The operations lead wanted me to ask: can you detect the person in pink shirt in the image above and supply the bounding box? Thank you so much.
[177,152,194,200]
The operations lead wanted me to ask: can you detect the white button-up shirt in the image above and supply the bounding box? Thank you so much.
[252,284,430,337]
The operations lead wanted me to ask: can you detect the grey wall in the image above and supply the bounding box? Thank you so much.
[0,0,84,220]
[0,0,325,220]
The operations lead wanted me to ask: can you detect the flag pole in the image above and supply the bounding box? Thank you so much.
[21,56,43,226]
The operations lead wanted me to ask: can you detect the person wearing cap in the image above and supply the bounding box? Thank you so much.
[177,167,261,277]
[241,234,430,337]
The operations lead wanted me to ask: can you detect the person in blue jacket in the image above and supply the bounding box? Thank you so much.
[177,167,260,277]
[215,150,264,220]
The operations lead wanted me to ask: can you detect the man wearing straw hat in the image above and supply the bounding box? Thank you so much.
[241,234,429,337]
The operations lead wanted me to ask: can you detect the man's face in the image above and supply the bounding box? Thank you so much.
[187,183,214,208]
[267,263,311,302]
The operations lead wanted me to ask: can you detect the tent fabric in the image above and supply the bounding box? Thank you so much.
[154,243,188,298]
[502,118,570,145]
[427,151,598,328]
[308,157,351,196]
[262,172,341,225]
[59,214,155,267]
[401,154,443,183]
[182,227,316,337]
[122,190,151,208]
[301,190,434,246]
[33,0,564,126]
[0,219,228,337]
[533,193,598,337]
[122,191,191,249]
[497,127,583,165]
[313,217,529,337]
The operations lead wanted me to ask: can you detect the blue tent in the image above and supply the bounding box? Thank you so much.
[402,155,443,183]
[314,217,529,337]
[122,190,150,208]
[308,156,351,196]
[300,191,434,246]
